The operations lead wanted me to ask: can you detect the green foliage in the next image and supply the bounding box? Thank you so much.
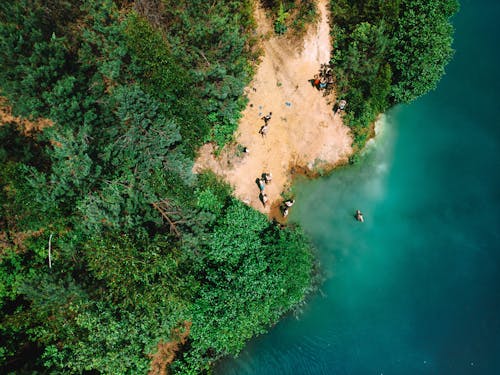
[0,1,315,374]
[0,1,73,118]
[390,0,459,102]
[127,0,257,150]
[263,0,317,35]
[0,121,49,168]
[2,163,61,231]
[40,301,186,374]
[194,171,232,219]
[292,0,317,32]
[196,188,224,215]
[330,0,458,150]
[0,249,24,308]
[181,200,313,369]
[84,234,177,302]
[274,2,289,35]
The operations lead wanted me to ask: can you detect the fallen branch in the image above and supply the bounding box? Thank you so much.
[152,200,183,238]
[48,233,53,269]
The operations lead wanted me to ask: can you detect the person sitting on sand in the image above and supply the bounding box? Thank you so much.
[263,172,272,184]
[284,199,295,207]
[313,74,321,88]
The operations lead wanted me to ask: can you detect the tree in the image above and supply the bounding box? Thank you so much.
[390,0,459,102]
[184,200,313,369]
[330,0,458,150]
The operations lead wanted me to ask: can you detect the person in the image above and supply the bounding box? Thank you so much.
[319,77,327,89]
[259,124,268,137]
[283,207,289,217]
[336,99,347,115]
[263,172,272,184]
[261,193,268,207]
[258,178,266,191]
[262,112,272,124]
[243,146,249,154]
[355,209,364,222]
[313,74,320,88]
[284,199,295,207]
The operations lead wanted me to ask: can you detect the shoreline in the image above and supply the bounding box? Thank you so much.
[194,0,353,219]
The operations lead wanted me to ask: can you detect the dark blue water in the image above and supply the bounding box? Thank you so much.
[217,1,500,374]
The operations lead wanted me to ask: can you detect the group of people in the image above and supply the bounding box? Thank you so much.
[256,172,295,219]
[257,172,273,207]
[246,66,353,221]
[312,63,334,91]
[254,110,298,218]
[311,63,348,114]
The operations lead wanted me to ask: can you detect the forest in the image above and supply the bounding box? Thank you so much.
[0,0,457,374]
[330,0,459,155]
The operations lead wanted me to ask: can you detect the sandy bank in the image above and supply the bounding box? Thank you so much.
[194,0,352,219]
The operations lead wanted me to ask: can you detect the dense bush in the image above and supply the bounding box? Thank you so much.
[0,1,314,374]
[330,0,459,152]
[262,0,317,35]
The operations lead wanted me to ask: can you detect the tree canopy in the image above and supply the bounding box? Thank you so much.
[0,1,314,373]
[330,0,459,152]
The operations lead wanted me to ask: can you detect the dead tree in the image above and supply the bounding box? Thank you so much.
[152,199,186,238]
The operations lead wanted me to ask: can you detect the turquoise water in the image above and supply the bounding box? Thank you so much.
[217,1,500,374]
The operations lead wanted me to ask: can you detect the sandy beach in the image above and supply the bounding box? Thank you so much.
[194,0,352,220]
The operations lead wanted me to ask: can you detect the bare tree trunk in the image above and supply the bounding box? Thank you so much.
[48,233,53,269]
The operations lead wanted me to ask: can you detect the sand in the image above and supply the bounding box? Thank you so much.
[193,0,352,219]
[0,96,53,134]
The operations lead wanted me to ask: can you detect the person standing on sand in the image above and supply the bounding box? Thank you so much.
[258,178,266,191]
[262,112,272,124]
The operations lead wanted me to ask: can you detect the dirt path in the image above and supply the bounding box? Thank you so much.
[194,0,352,219]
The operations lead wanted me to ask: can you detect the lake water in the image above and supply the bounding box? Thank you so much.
[217,1,500,374]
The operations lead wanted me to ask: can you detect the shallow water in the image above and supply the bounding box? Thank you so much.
[217,1,500,374]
